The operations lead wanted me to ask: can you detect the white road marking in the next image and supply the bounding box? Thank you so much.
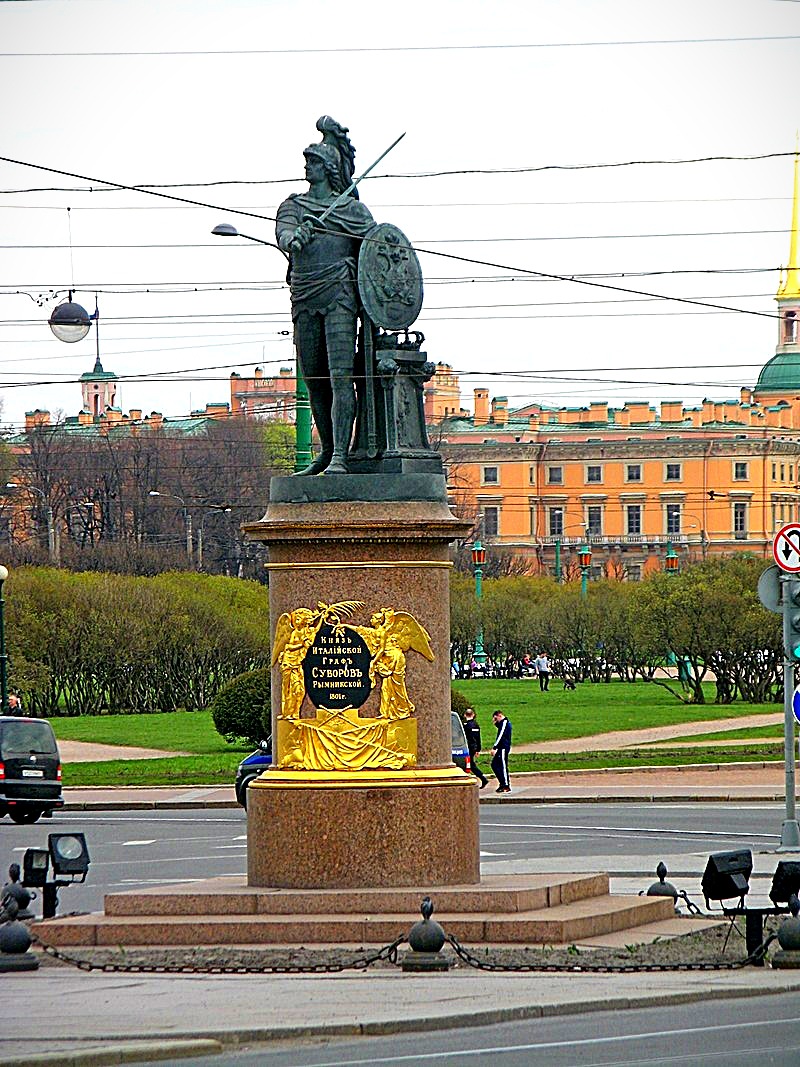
[288,1019,799,1065]
[482,821,778,840]
[121,839,156,846]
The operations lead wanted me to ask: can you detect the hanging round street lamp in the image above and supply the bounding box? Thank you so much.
[48,292,92,343]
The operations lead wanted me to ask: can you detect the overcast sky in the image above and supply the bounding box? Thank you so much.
[1,0,798,430]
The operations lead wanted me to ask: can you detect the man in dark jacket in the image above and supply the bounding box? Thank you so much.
[462,708,488,788]
[491,709,512,793]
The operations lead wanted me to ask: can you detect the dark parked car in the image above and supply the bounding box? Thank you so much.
[235,711,473,809]
[0,716,63,824]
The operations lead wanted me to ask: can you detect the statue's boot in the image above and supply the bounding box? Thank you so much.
[293,450,332,477]
[323,452,348,475]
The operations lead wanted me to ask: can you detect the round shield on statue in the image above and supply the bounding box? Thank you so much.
[358,223,423,331]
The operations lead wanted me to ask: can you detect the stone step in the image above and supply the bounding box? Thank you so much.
[103,873,608,918]
[35,894,674,947]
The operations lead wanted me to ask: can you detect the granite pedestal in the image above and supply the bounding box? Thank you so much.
[243,473,478,889]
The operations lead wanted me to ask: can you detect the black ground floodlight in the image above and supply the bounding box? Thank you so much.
[22,848,49,888]
[770,861,800,906]
[48,833,90,878]
[701,849,752,908]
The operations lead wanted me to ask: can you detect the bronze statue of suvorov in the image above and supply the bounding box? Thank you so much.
[276,118,374,475]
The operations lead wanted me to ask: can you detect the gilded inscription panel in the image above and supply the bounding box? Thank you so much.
[271,600,433,771]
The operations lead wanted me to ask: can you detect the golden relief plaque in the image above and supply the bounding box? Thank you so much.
[271,601,434,771]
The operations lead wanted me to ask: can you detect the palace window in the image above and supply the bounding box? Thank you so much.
[547,466,563,485]
[482,466,498,485]
[483,506,499,538]
[665,463,682,482]
[585,506,603,536]
[586,465,603,484]
[665,503,682,535]
[626,504,642,536]
[626,464,642,483]
[733,462,748,481]
[548,507,564,537]
[733,502,748,540]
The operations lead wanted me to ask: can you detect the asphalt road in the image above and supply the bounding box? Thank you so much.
[0,802,792,914]
[158,992,800,1067]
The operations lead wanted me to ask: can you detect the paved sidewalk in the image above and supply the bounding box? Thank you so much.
[514,712,783,753]
[61,759,794,811]
[2,963,800,1066]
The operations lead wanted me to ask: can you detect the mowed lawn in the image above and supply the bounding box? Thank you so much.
[51,681,781,786]
[451,679,776,746]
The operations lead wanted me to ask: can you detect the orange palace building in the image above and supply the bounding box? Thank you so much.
[427,153,800,579]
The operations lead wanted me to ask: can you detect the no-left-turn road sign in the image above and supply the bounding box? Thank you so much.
[773,523,800,572]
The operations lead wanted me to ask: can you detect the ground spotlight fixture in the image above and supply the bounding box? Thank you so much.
[22,848,49,888]
[48,833,90,878]
[701,849,752,909]
[770,861,800,906]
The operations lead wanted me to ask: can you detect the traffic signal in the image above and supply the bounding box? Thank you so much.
[786,577,800,662]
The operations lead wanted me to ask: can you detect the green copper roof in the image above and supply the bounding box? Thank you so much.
[754,351,800,394]
[80,355,117,382]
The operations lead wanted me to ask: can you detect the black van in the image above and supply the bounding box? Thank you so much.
[0,716,63,824]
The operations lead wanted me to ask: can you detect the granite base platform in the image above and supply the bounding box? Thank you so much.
[248,767,479,888]
[33,873,676,948]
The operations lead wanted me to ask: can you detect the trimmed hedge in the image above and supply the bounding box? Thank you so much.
[210,667,271,747]
[450,685,470,718]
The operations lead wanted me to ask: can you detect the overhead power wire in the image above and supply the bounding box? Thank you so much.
[0,195,793,210]
[0,151,796,195]
[3,228,789,248]
[3,34,798,56]
[0,155,789,329]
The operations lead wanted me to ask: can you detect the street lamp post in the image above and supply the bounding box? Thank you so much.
[197,507,232,571]
[211,224,313,472]
[149,491,193,564]
[471,540,487,665]
[5,483,55,564]
[0,565,9,712]
[578,542,593,599]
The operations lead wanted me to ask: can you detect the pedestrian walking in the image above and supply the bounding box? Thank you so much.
[462,708,489,788]
[534,651,551,692]
[6,693,23,716]
[490,709,512,793]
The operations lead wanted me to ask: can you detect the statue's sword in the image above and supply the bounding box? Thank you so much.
[289,131,406,252]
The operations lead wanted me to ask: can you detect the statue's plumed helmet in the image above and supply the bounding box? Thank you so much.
[304,142,346,193]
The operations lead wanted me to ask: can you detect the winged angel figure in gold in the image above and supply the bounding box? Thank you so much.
[352,609,434,719]
[271,600,364,719]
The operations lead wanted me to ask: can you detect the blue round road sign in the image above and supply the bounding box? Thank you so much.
[793,685,800,725]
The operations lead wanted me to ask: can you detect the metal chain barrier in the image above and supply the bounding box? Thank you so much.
[28,930,407,975]
[27,925,779,976]
[444,931,779,973]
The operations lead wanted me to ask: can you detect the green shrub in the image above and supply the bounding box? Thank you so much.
[450,685,470,718]
[210,667,271,746]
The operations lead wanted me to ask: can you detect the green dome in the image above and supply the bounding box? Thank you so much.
[754,351,800,395]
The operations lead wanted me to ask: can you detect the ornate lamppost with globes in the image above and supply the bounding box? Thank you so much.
[471,540,487,665]
[578,541,593,599]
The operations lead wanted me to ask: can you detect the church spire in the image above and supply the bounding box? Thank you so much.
[777,136,800,302]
